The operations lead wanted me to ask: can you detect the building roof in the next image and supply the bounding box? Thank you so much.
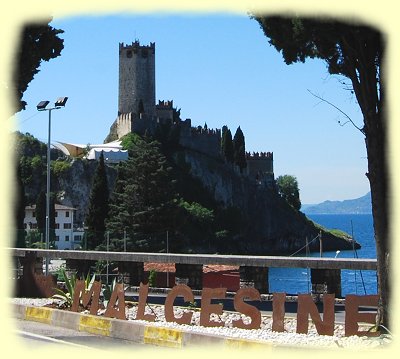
[53,140,124,157]
[25,204,77,211]
[86,147,128,162]
[143,263,239,273]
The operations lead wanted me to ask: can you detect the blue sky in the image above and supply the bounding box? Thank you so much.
[12,14,370,204]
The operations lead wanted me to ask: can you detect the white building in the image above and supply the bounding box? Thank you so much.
[24,204,84,250]
[53,140,128,163]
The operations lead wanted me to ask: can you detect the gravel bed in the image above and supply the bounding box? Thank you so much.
[11,297,391,349]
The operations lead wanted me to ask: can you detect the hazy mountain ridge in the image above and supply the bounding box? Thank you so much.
[302,192,372,214]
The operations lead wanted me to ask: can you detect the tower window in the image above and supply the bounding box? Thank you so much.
[127,50,132,58]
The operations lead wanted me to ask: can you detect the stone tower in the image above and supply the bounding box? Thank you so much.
[118,41,156,118]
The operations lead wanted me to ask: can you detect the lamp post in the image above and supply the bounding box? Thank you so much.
[37,97,68,275]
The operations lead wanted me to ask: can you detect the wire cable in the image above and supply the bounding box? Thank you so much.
[289,234,319,257]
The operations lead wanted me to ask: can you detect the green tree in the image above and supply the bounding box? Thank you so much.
[233,126,247,172]
[49,193,56,249]
[174,200,215,252]
[221,126,234,163]
[14,164,26,248]
[12,19,64,112]
[276,175,301,211]
[221,125,227,152]
[85,151,110,250]
[252,15,388,327]
[106,140,178,252]
[35,190,56,248]
[35,190,46,236]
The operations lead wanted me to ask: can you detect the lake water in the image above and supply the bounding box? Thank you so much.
[269,214,377,296]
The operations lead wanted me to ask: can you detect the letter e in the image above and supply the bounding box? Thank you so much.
[345,295,380,337]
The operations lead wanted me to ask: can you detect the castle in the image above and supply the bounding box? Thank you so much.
[105,40,274,186]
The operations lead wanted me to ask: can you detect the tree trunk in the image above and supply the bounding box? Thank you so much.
[364,111,390,329]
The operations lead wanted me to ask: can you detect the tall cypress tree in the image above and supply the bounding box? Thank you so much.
[222,128,234,163]
[49,193,57,249]
[233,126,247,173]
[106,140,177,252]
[221,125,227,152]
[35,190,46,235]
[14,164,26,248]
[35,190,56,248]
[85,151,109,250]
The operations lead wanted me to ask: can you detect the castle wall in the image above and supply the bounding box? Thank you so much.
[110,41,272,171]
[156,100,174,121]
[118,41,156,118]
[180,126,222,158]
[114,113,132,139]
[246,152,274,186]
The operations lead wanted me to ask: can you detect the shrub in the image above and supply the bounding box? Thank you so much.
[51,160,71,176]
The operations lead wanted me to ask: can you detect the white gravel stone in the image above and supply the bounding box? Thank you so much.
[10,297,391,349]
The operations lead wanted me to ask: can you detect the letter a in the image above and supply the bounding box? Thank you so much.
[104,283,126,320]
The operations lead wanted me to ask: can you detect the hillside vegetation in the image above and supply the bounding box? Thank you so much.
[13,131,360,254]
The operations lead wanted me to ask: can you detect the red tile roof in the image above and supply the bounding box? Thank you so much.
[144,263,239,273]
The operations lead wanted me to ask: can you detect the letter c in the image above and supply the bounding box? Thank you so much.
[164,285,194,325]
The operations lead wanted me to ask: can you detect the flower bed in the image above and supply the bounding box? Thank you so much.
[11,297,391,350]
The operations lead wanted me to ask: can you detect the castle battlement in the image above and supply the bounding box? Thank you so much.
[156,100,174,109]
[191,126,221,137]
[117,112,133,122]
[246,151,273,160]
[119,40,155,53]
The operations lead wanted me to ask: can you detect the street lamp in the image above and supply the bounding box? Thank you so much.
[37,97,68,275]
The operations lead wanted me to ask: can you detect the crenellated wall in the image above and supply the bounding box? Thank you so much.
[246,152,275,187]
[179,123,221,158]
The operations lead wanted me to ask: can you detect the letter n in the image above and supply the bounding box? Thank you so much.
[296,294,335,336]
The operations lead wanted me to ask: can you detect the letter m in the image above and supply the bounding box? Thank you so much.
[71,280,102,315]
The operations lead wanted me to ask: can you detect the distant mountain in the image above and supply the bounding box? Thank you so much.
[302,192,372,214]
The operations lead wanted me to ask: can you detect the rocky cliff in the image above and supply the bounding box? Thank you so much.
[19,131,359,254]
[176,149,359,254]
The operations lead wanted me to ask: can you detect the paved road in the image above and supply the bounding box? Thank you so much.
[13,319,166,351]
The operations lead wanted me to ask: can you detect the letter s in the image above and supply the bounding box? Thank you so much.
[233,287,261,329]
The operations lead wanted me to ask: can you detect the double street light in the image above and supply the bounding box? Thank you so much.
[37,97,68,275]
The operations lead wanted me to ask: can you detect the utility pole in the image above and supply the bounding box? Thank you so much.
[319,231,323,257]
[166,231,169,288]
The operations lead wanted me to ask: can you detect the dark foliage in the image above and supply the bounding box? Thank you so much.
[85,151,110,250]
[12,19,64,112]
